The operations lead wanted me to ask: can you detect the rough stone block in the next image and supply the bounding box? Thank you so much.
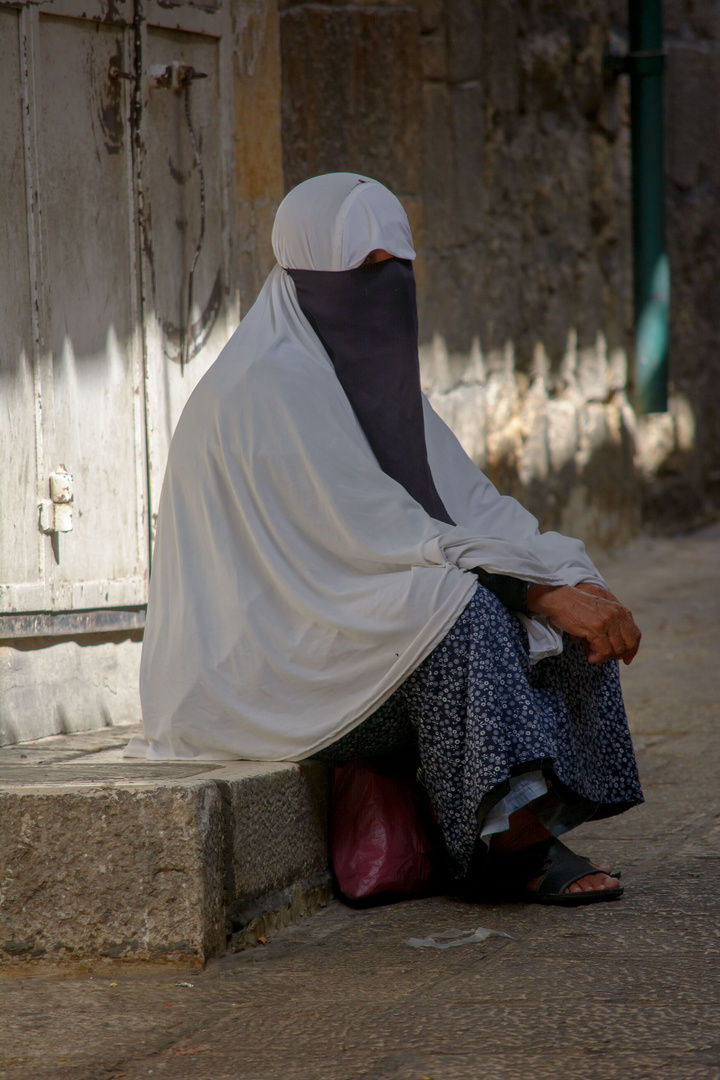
[666,46,720,190]
[575,401,608,470]
[445,0,482,84]
[223,760,329,921]
[0,730,330,971]
[577,336,609,403]
[634,412,676,479]
[421,29,446,81]
[0,778,226,967]
[449,82,485,239]
[231,0,284,307]
[520,29,572,113]
[419,0,443,33]
[517,377,550,485]
[486,1,519,113]
[429,383,487,467]
[280,5,421,195]
[421,81,453,253]
[231,0,284,206]
[484,363,519,438]
[546,397,579,473]
[572,19,607,119]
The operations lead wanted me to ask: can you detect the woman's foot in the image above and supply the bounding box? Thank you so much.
[491,805,620,897]
[531,866,620,896]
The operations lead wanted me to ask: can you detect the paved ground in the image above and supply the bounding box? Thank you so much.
[2,523,719,1080]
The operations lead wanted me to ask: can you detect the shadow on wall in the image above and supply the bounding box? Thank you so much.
[420,329,698,556]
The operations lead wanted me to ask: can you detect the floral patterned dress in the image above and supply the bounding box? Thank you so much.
[314,585,643,877]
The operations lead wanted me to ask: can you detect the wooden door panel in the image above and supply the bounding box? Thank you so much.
[141,23,235,538]
[0,9,45,611]
[36,15,147,607]
[0,0,235,618]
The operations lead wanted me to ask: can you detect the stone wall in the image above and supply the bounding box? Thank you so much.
[651,0,720,525]
[232,0,286,307]
[417,0,642,548]
[279,0,720,548]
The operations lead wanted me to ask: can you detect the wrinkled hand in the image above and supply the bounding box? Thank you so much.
[573,581,619,604]
[527,581,641,666]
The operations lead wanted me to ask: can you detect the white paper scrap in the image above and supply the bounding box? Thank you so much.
[405,927,513,950]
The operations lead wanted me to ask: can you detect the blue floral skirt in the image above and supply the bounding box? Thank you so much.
[314,586,643,877]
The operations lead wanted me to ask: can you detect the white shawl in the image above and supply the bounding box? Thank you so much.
[126,174,605,762]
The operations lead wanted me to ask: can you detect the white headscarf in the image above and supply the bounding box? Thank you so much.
[271,173,416,271]
[127,174,605,762]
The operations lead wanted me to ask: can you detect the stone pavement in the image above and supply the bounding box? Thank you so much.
[2,523,719,1080]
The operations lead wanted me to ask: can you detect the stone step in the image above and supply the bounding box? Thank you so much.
[0,724,330,973]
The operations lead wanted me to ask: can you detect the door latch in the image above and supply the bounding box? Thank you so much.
[148,63,207,92]
[39,466,73,535]
[109,64,135,81]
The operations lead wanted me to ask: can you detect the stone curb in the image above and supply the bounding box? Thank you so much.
[0,725,330,972]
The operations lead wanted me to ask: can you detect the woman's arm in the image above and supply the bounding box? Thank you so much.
[421,398,641,661]
[472,567,529,614]
[527,581,641,665]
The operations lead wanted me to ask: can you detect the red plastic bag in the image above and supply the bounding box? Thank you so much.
[330,760,444,901]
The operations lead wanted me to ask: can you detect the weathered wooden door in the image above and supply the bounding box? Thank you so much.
[0,0,234,629]
[137,1,237,541]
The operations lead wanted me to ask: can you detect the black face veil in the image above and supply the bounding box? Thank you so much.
[288,258,455,526]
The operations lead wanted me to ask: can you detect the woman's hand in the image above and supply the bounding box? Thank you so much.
[526,581,641,666]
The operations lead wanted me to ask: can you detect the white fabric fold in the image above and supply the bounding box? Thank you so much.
[479,771,549,842]
[127,174,605,762]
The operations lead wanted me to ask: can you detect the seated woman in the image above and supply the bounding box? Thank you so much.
[127,173,643,906]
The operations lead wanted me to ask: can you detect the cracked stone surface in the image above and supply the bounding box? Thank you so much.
[0,744,329,967]
[1,524,718,1079]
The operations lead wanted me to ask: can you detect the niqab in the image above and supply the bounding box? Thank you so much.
[289,258,454,524]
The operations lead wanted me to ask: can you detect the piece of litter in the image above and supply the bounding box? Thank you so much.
[175,981,194,987]
[406,927,513,950]
[109,982,118,987]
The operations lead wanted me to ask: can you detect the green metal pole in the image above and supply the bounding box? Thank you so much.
[628,0,669,413]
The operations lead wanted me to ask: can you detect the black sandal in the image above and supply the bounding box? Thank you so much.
[474,837,624,907]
